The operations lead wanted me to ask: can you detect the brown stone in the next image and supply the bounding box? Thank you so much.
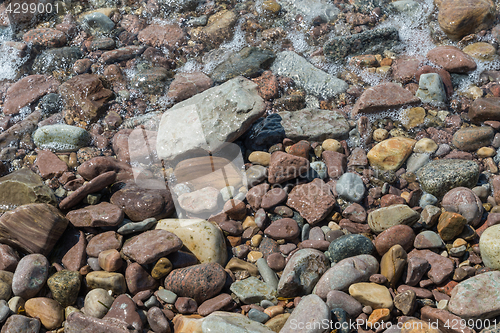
[62,230,87,271]
[421,306,475,333]
[199,10,238,47]
[167,72,213,103]
[437,0,495,40]
[261,188,287,210]
[427,46,477,73]
[374,225,416,256]
[86,231,123,257]
[286,178,335,225]
[104,294,143,331]
[34,150,68,179]
[23,27,66,47]
[380,244,407,288]
[98,249,123,272]
[351,82,420,116]
[66,202,124,228]
[407,249,454,284]
[392,55,424,83]
[3,75,59,116]
[322,151,347,179]
[25,297,64,330]
[122,229,183,265]
[138,23,186,50]
[264,218,300,240]
[437,212,466,241]
[245,183,269,210]
[0,203,68,255]
[268,151,309,184]
[77,156,133,181]
[59,171,117,210]
[125,262,158,295]
[452,126,494,151]
[469,97,500,123]
[59,74,113,125]
[198,293,233,316]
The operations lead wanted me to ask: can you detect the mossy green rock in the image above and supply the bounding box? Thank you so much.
[0,168,56,213]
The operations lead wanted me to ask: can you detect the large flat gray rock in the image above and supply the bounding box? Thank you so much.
[270,51,348,98]
[278,109,349,141]
[156,76,266,160]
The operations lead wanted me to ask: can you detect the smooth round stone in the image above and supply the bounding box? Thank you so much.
[463,42,497,60]
[336,173,365,203]
[414,138,438,154]
[314,255,379,299]
[0,300,9,323]
[414,230,444,249]
[198,294,233,316]
[84,288,114,318]
[260,300,274,308]
[33,124,91,152]
[326,290,363,318]
[264,218,300,240]
[117,218,157,235]
[144,295,160,309]
[157,289,177,304]
[325,234,374,263]
[380,244,407,288]
[266,253,286,271]
[374,225,416,256]
[349,283,393,310]
[441,187,483,227]
[277,249,329,298]
[310,161,328,179]
[151,257,173,279]
[419,192,438,208]
[2,314,41,332]
[156,219,227,265]
[322,139,342,152]
[279,295,330,333]
[248,151,271,166]
[248,308,270,323]
[25,297,64,330]
[406,153,430,174]
[479,224,500,269]
[86,271,126,295]
[47,270,81,307]
[202,311,276,332]
[12,254,49,300]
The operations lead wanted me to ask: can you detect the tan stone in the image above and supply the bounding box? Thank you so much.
[367,308,391,327]
[380,244,407,288]
[349,283,393,309]
[225,257,259,276]
[414,138,438,154]
[373,128,388,142]
[25,297,64,330]
[322,139,342,152]
[477,147,496,158]
[248,151,271,166]
[437,212,467,241]
[463,42,497,60]
[265,313,290,332]
[247,251,263,263]
[172,314,204,333]
[367,137,416,171]
[401,107,426,129]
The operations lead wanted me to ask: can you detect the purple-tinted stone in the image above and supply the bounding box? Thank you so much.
[121,229,182,265]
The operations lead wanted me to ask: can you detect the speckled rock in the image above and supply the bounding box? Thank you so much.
[448,271,500,319]
[164,263,226,304]
[156,218,227,265]
[12,254,49,300]
[268,151,309,184]
[368,204,420,233]
[314,255,379,298]
[230,276,277,304]
[279,295,330,333]
[479,224,500,269]
[286,178,335,225]
[325,234,374,263]
[47,270,81,307]
[278,109,349,141]
[416,159,480,197]
[452,126,494,151]
[33,124,91,152]
[277,249,329,298]
[121,229,183,265]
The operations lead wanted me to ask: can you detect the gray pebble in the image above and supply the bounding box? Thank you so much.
[157,289,177,304]
[117,218,157,235]
[248,308,270,323]
[256,258,279,290]
[144,295,160,309]
[0,300,11,323]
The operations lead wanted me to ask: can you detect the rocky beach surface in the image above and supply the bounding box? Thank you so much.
[1,0,500,332]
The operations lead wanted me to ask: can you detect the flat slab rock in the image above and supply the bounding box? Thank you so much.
[278,109,350,141]
[448,271,500,319]
[286,178,335,225]
[156,76,265,160]
[351,82,420,116]
[121,229,183,265]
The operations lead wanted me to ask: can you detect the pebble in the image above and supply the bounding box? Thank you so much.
[86,271,126,295]
[32,124,91,152]
[414,230,444,249]
[368,204,420,233]
[25,297,64,330]
[374,224,416,256]
[479,224,500,269]
[326,290,363,317]
[325,234,375,263]
[279,295,331,333]
[336,172,366,203]
[349,283,393,309]
[441,187,483,227]
[12,254,49,300]
[230,276,277,304]
[1,315,41,333]
[47,270,81,307]
[117,217,157,235]
[121,229,183,265]
[256,258,279,290]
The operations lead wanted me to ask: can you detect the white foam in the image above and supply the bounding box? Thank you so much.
[0,29,30,82]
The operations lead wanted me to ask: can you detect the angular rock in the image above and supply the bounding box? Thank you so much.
[0,168,56,213]
[441,187,483,227]
[270,51,348,98]
[351,82,420,116]
[322,151,347,179]
[59,74,113,125]
[437,212,467,241]
[34,150,68,179]
[367,137,416,171]
[0,203,67,255]
[167,71,213,103]
[3,74,59,116]
[122,229,183,265]
[66,202,124,228]
[47,270,81,307]
[278,109,349,141]
[156,77,265,160]
[1,314,41,333]
[469,97,500,123]
[199,10,238,47]
[268,151,309,184]
[407,249,454,284]
[59,171,117,210]
[230,276,277,304]
[278,249,329,298]
[137,23,186,50]
[104,294,142,331]
[286,178,335,225]
[243,113,285,151]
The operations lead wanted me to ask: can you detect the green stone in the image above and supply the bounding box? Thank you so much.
[47,270,81,307]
